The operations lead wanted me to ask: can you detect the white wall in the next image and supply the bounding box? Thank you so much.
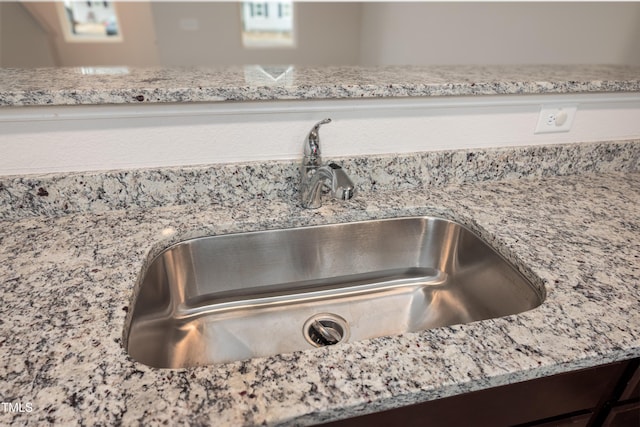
[360,2,640,65]
[151,2,362,66]
[1,93,639,176]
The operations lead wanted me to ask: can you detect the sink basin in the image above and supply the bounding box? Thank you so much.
[124,216,545,368]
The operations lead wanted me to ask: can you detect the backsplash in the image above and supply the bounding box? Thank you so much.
[1,139,638,220]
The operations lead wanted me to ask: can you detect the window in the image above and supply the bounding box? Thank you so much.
[241,1,294,48]
[58,1,122,42]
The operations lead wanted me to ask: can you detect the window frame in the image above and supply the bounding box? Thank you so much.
[56,1,124,43]
[239,1,296,49]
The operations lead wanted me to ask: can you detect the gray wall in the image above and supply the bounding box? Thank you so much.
[0,2,56,67]
[2,2,640,67]
[151,2,362,66]
[360,2,640,65]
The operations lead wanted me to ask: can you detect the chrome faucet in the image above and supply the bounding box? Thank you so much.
[300,118,355,209]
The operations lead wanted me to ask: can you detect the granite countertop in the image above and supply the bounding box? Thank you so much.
[0,141,639,425]
[1,64,639,107]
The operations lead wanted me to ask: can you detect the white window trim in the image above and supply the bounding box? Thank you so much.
[56,2,123,43]
[239,2,297,50]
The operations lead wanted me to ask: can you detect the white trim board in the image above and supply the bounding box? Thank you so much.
[1,93,639,176]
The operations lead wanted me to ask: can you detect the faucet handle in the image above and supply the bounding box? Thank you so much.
[304,118,332,160]
[328,163,355,201]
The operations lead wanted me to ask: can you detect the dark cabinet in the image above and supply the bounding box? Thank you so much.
[531,412,592,427]
[601,361,640,427]
[619,363,640,401]
[603,402,640,427]
[323,358,639,427]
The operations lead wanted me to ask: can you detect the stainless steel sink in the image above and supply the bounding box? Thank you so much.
[124,216,545,369]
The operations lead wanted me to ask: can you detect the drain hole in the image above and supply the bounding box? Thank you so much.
[309,320,343,346]
[304,314,349,347]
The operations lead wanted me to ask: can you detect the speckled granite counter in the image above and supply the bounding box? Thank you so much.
[0,141,639,425]
[1,64,639,106]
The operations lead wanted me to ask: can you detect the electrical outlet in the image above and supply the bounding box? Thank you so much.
[534,105,578,134]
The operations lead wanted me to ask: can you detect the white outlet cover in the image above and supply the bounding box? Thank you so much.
[535,105,578,134]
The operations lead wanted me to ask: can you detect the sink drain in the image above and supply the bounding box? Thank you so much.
[303,313,349,347]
